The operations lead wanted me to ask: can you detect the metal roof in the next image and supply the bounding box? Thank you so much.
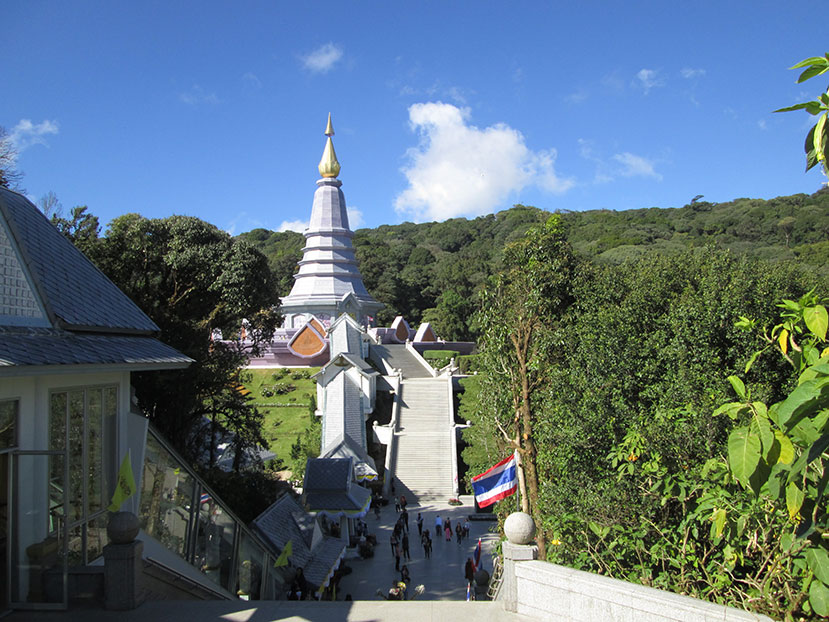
[0,188,159,334]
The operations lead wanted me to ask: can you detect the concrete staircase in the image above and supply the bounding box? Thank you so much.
[393,378,456,499]
[369,344,434,378]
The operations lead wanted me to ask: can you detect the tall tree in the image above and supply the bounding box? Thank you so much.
[0,126,24,190]
[473,215,578,559]
[91,213,282,468]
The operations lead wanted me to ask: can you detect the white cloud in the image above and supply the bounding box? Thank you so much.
[578,140,662,183]
[9,119,59,153]
[278,220,309,233]
[565,88,588,105]
[179,85,220,105]
[301,43,343,73]
[394,102,573,222]
[241,72,262,90]
[347,207,364,229]
[757,119,767,131]
[680,67,706,79]
[634,68,663,94]
[612,152,662,180]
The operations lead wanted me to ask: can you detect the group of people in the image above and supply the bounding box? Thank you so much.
[433,514,471,544]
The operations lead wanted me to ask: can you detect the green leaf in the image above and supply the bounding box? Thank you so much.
[712,508,726,538]
[806,125,820,172]
[787,481,805,521]
[799,64,829,84]
[727,427,762,490]
[810,579,829,617]
[774,430,795,464]
[777,376,829,430]
[804,305,828,341]
[751,415,774,459]
[728,375,747,401]
[790,56,829,70]
[807,549,829,585]
[713,402,747,420]
[745,350,761,374]
[775,102,817,113]
[814,114,828,163]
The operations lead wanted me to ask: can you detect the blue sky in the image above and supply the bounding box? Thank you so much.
[2,2,826,234]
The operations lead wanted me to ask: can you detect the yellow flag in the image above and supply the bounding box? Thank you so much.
[108,451,137,512]
[274,539,292,567]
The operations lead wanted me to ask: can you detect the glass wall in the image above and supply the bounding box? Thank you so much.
[47,387,116,567]
[139,427,284,599]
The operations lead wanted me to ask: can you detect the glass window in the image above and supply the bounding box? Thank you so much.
[139,433,195,559]
[47,386,117,565]
[0,400,17,449]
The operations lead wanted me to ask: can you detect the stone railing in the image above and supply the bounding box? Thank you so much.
[498,512,773,622]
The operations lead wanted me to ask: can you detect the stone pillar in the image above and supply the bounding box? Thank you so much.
[103,511,144,610]
[501,512,538,613]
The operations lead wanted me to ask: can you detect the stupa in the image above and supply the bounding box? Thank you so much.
[280,114,383,329]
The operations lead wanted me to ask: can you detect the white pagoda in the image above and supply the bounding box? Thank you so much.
[280,114,383,329]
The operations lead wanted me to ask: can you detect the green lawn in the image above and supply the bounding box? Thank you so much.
[242,368,320,464]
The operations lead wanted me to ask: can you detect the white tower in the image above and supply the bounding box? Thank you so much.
[280,114,383,328]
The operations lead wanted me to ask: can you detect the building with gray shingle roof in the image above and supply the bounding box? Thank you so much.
[252,494,346,595]
[0,187,192,372]
[0,186,194,610]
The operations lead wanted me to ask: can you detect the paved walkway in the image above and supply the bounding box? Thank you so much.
[338,495,499,601]
[7,497,512,622]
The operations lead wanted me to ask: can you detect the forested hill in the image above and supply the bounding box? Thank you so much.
[238,187,829,337]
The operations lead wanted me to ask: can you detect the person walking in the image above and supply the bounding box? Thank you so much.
[455,521,463,545]
[390,531,399,558]
[464,558,476,600]
[402,531,411,561]
[421,530,431,559]
[401,508,409,532]
[435,514,442,539]
[393,539,401,571]
[444,523,451,542]
[416,512,423,536]
[463,519,470,540]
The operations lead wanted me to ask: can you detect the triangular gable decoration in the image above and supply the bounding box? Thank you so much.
[288,320,328,358]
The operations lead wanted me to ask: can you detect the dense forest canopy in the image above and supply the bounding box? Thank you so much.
[238,187,829,340]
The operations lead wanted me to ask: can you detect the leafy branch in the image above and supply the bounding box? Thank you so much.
[775,54,829,178]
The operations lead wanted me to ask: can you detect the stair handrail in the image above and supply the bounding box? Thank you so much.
[486,554,504,601]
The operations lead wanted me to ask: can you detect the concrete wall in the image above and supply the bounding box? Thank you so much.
[513,561,773,622]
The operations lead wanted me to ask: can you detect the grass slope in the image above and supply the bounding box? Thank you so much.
[242,368,320,464]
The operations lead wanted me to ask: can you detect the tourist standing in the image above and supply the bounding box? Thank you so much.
[421,530,431,558]
[416,512,423,536]
[401,508,409,532]
[463,519,470,540]
[464,558,476,600]
[444,523,451,542]
[390,531,399,557]
[455,522,463,545]
[435,514,442,539]
[402,531,411,561]
[393,538,401,571]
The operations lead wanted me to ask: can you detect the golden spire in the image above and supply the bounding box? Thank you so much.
[318,113,341,178]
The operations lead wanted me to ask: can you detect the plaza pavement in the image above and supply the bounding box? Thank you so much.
[7,496,518,622]
[336,494,499,601]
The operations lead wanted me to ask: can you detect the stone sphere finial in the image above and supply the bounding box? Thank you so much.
[107,511,140,544]
[504,512,535,545]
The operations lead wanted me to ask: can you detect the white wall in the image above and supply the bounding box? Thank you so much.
[513,561,773,622]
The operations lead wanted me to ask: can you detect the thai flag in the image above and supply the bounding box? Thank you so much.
[472,453,517,508]
[473,537,482,569]
[200,492,211,504]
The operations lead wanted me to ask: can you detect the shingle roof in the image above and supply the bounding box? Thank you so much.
[0,327,192,369]
[252,494,346,589]
[303,457,372,516]
[0,188,158,333]
[0,188,191,372]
